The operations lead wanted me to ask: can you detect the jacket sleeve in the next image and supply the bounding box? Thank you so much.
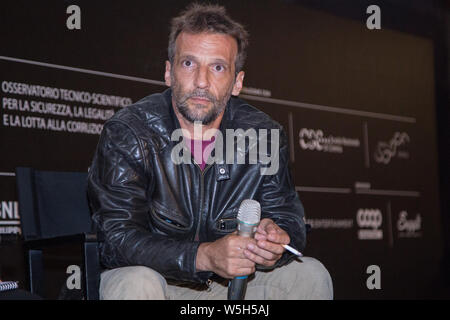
[255,127,307,270]
[87,120,211,283]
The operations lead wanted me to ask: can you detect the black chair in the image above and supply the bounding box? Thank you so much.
[15,167,100,300]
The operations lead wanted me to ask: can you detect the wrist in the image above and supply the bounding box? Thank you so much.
[196,242,212,272]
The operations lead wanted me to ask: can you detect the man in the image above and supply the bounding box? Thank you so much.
[87,3,333,300]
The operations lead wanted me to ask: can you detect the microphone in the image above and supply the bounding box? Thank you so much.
[227,199,261,300]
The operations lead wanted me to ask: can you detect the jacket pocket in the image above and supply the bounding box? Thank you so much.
[212,207,239,235]
[149,202,190,235]
[215,218,238,234]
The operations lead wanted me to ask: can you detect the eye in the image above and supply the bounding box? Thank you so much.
[213,64,225,72]
[182,60,193,67]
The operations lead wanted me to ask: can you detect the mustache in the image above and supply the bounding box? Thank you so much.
[183,89,216,102]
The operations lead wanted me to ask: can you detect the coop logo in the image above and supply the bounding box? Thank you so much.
[374,132,410,164]
[299,128,360,154]
[356,208,383,240]
[0,201,21,235]
[397,211,422,238]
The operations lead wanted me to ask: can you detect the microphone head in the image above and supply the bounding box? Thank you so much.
[237,199,261,225]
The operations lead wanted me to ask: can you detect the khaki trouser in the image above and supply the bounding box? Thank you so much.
[99,257,333,300]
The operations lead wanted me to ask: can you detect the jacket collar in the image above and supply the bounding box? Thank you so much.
[162,88,238,180]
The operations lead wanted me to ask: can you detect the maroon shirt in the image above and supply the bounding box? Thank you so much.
[184,136,216,171]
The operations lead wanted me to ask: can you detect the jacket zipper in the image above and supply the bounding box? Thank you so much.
[193,161,213,241]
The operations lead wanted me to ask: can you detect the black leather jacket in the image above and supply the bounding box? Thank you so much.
[87,88,306,284]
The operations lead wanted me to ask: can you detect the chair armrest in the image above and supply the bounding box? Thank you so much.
[24,233,99,249]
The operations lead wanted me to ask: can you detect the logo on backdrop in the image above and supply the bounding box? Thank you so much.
[0,201,21,234]
[397,210,422,238]
[298,128,360,154]
[305,218,353,230]
[374,132,410,164]
[356,208,383,240]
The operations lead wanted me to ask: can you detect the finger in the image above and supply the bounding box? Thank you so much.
[234,257,256,268]
[254,232,267,241]
[265,222,286,238]
[225,258,255,278]
[265,222,279,234]
[235,266,256,277]
[267,231,290,245]
[231,257,256,276]
[256,224,267,235]
[246,242,279,261]
[243,249,277,267]
[256,239,285,255]
[260,219,284,240]
[230,238,257,258]
[257,218,273,231]
[264,224,290,244]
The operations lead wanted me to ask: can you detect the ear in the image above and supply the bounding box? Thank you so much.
[232,71,245,96]
[164,60,172,87]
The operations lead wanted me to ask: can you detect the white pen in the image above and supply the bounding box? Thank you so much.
[282,244,303,257]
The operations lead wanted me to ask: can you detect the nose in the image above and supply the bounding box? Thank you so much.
[194,65,210,89]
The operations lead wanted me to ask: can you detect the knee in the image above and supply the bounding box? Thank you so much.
[289,257,334,299]
[300,257,332,283]
[100,266,168,300]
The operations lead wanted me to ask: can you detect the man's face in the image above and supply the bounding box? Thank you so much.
[165,32,245,125]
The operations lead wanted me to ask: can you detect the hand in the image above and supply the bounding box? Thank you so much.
[196,232,257,279]
[243,218,290,268]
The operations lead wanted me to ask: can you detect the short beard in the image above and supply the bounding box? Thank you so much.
[171,74,233,125]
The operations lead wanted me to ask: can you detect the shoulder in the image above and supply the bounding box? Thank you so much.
[227,95,283,132]
[108,90,171,127]
[226,96,289,149]
[103,89,175,146]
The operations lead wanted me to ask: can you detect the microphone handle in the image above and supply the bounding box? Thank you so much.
[227,276,248,300]
[227,220,257,300]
